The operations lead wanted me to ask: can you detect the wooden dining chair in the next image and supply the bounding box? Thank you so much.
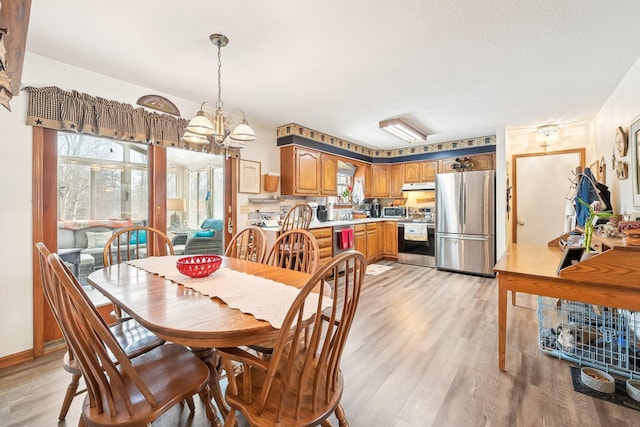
[281,203,314,232]
[263,229,320,274]
[103,226,174,321]
[218,250,367,427]
[35,242,166,421]
[224,226,268,263]
[45,250,219,427]
[102,225,174,267]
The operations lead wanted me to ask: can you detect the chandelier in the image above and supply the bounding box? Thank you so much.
[183,34,256,151]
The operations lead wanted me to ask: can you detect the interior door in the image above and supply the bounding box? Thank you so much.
[513,149,584,245]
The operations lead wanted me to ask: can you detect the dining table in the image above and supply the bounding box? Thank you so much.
[87,255,313,424]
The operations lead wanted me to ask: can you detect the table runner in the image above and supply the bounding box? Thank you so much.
[127,256,331,329]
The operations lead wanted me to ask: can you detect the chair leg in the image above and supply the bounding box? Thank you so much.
[335,404,349,427]
[185,395,195,412]
[223,408,238,427]
[59,372,81,420]
[198,384,221,427]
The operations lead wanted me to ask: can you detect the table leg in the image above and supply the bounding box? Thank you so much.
[498,281,507,371]
[189,347,229,420]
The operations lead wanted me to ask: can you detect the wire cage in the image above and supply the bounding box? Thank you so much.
[538,297,640,379]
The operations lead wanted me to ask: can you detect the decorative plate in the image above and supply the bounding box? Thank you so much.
[137,95,180,116]
[616,126,628,157]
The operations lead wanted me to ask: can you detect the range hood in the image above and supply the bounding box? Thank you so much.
[401,182,436,191]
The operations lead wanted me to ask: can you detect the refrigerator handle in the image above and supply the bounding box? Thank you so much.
[458,176,464,227]
[461,178,466,226]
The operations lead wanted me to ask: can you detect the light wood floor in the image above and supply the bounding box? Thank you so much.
[2,262,640,426]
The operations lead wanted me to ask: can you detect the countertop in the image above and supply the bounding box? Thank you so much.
[259,217,402,232]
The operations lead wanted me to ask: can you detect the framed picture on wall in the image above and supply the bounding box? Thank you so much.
[238,159,261,194]
[630,117,640,207]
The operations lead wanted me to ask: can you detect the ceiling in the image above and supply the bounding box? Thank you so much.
[24,0,640,150]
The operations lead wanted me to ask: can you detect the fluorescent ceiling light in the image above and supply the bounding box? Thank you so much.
[379,118,426,143]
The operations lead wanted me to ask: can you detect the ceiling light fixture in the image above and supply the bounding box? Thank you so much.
[537,124,558,137]
[183,34,257,153]
[379,118,426,143]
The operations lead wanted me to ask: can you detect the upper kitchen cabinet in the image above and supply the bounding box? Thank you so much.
[439,153,495,173]
[280,146,321,195]
[371,164,390,197]
[320,153,337,195]
[389,164,404,197]
[404,160,438,182]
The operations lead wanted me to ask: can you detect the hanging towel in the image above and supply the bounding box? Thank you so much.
[351,177,365,205]
[341,229,348,249]
[348,228,354,248]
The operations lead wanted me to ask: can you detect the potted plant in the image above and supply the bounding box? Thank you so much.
[576,198,613,254]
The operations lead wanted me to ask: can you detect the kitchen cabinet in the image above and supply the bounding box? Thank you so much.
[371,165,390,197]
[404,160,438,182]
[421,161,438,181]
[354,224,367,256]
[320,153,337,195]
[366,222,380,263]
[439,153,495,173]
[363,163,372,198]
[389,164,404,197]
[382,221,398,258]
[280,146,321,195]
[309,227,333,267]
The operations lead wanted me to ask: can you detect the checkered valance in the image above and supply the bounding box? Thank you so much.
[23,86,238,156]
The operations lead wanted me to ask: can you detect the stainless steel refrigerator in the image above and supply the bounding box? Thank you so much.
[435,170,495,276]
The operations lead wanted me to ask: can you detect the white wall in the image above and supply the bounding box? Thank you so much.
[593,55,640,218]
[0,53,277,358]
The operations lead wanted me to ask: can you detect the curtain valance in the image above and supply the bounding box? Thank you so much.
[23,86,237,156]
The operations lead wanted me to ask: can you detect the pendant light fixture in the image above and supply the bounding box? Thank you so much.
[184,34,257,150]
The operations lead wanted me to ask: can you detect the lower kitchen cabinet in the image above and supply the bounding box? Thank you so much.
[382,221,398,258]
[354,224,366,255]
[366,222,379,263]
[309,227,333,267]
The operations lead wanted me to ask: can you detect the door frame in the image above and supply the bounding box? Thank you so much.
[511,148,585,243]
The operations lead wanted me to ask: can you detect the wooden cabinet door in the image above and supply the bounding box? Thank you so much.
[383,221,398,257]
[470,153,495,171]
[320,153,337,195]
[420,161,438,181]
[354,224,367,256]
[404,162,421,183]
[371,165,389,197]
[294,147,321,194]
[309,227,333,267]
[363,163,372,198]
[366,222,379,263]
[389,164,404,197]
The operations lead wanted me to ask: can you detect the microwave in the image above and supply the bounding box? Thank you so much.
[382,207,406,218]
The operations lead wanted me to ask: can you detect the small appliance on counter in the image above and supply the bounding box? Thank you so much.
[317,205,328,222]
[382,206,406,218]
[371,199,381,218]
[327,202,335,221]
[308,202,320,224]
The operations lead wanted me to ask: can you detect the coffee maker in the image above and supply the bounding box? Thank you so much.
[317,205,328,222]
[371,198,381,218]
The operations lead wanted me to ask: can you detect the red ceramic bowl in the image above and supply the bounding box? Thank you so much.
[176,255,222,278]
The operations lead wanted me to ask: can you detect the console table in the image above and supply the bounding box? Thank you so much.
[494,235,640,372]
[58,247,81,277]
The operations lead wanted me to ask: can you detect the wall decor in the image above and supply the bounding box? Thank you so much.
[631,117,640,207]
[616,126,628,157]
[0,0,32,111]
[616,161,628,180]
[136,94,180,116]
[238,159,261,194]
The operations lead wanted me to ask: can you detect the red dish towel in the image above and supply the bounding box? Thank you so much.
[348,228,354,248]
[341,229,348,249]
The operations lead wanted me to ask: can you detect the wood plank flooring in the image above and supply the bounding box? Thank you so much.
[2,262,640,426]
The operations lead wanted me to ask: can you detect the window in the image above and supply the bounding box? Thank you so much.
[58,133,149,221]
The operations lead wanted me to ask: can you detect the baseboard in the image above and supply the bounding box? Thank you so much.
[0,349,34,370]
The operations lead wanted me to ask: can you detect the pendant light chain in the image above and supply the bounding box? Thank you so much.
[216,42,224,110]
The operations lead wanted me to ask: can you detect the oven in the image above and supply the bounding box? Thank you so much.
[397,222,436,267]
